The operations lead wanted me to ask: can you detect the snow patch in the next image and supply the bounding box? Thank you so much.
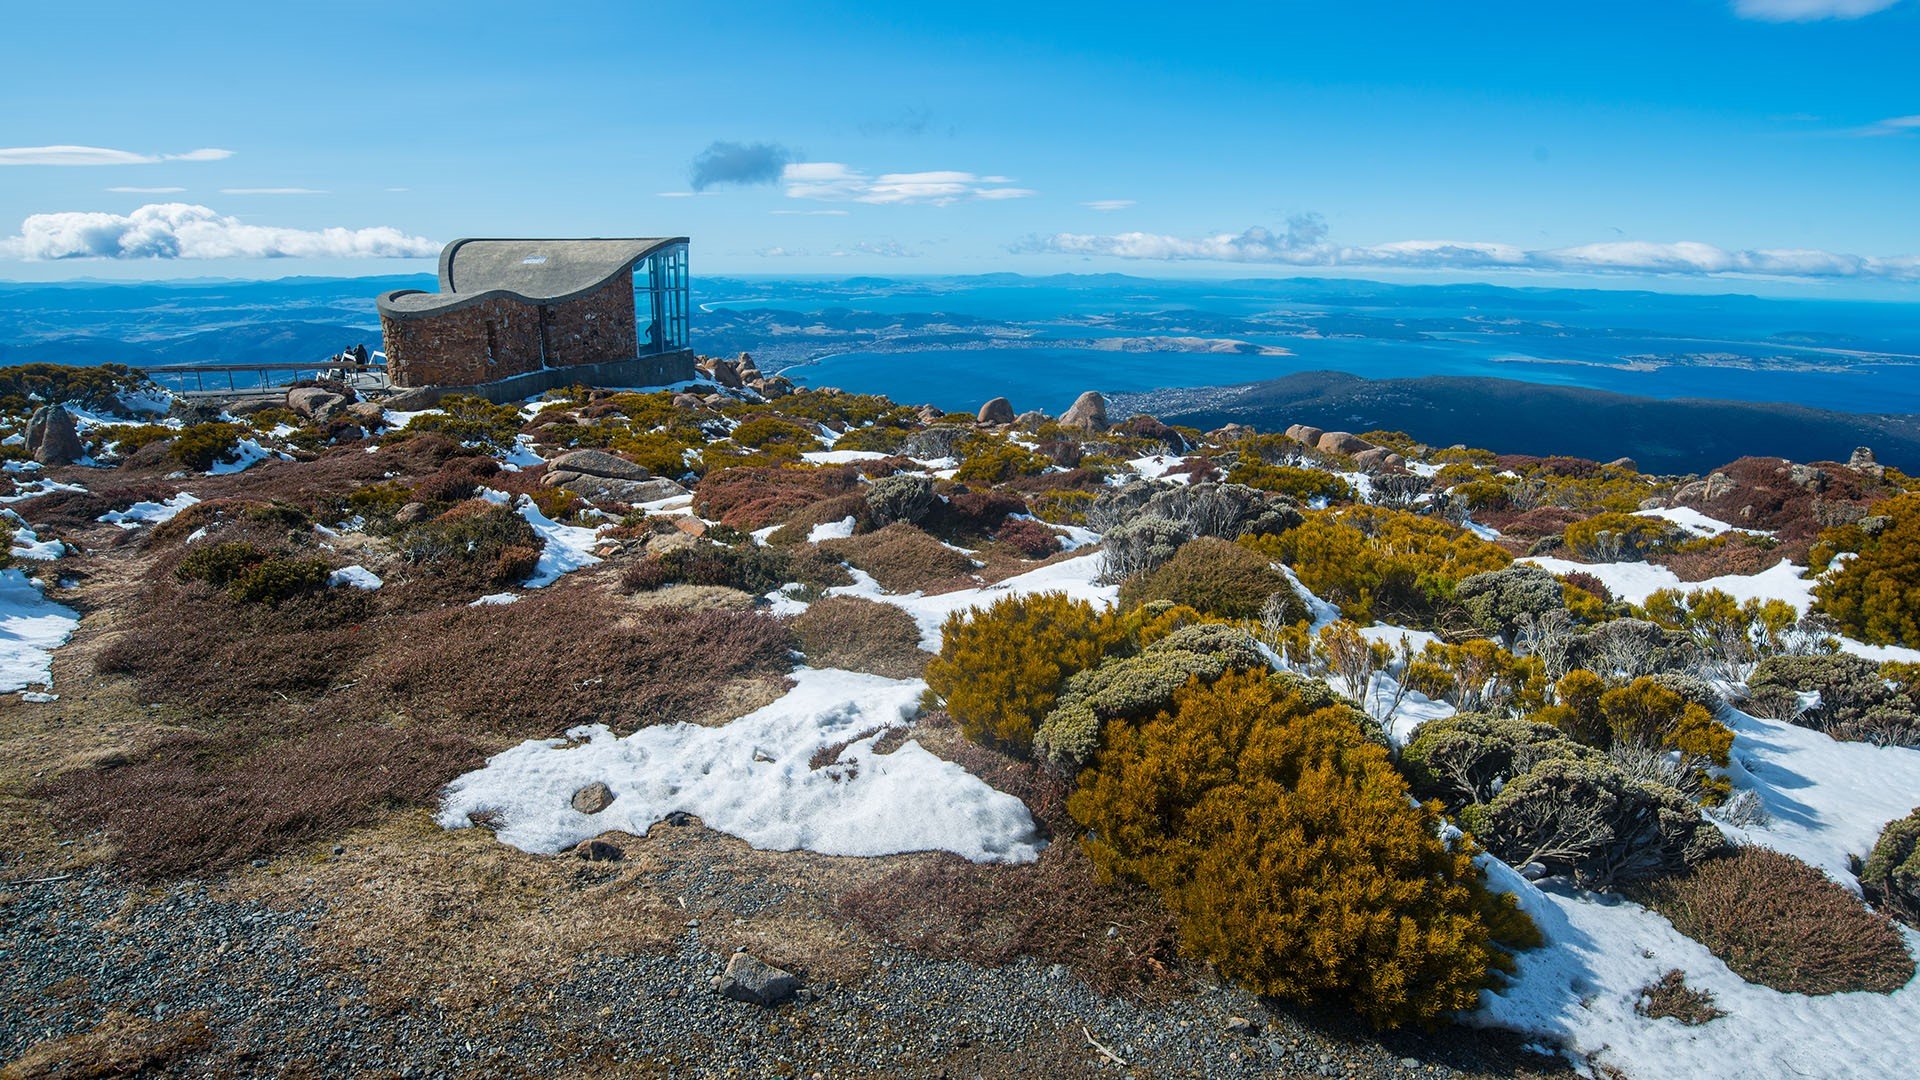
[517,497,602,587]
[827,552,1117,651]
[807,515,857,543]
[438,667,1043,863]
[0,569,80,693]
[98,492,200,529]
[328,565,383,591]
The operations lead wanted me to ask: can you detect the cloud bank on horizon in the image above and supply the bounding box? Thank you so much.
[1019,218,1920,283]
[1732,0,1903,20]
[0,145,233,167]
[2,203,438,260]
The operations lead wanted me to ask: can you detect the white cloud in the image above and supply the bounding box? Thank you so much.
[1732,0,1901,20]
[1858,114,1920,136]
[0,145,232,166]
[1082,199,1136,212]
[2,203,439,260]
[220,187,327,196]
[107,186,186,194]
[782,162,1034,205]
[758,240,917,258]
[769,209,851,216]
[1016,221,1920,283]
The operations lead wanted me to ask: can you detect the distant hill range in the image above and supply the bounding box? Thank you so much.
[1112,371,1920,475]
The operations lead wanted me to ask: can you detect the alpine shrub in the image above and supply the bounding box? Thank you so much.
[1860,808,1920,928]
[175,541,331,606]
[1098,515,1190,583]
[995,517,1060,558]
[1453,564,1566,645]
[864,473,936,527]
[791,596,928,679]
[925,592,1128,753]
[1464,757,1725,889]
[1069,669,1539,1028]
[1114,536,1292,620]
[1400,712,1593,810]
[1745,652,1920,748]
[1032,623,1269,771]
[170,422,246,472]
[1247,506,1510,626]
[1812,492,1920,648]
[1636,846,1914,995]
[621,541,794,595]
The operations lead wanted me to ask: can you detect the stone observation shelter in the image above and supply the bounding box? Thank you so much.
[376,237,695,401]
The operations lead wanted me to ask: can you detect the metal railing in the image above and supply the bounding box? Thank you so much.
[143,360,391,396]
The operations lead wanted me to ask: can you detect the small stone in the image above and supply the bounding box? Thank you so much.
[346,401,386,429]
[717,951,800,1007]
[393,502,431,525]
[672,517,707,538]
[1226,1016,1258,1036]
[1401,1057,1421,1069]
[576,839,623,862]
[571,781,614,814]
[977,396,1016,424]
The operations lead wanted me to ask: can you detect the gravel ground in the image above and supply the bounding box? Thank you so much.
[1,869,1567,1078]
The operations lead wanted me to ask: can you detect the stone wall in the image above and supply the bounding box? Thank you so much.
[381,275,640,388]
[544,276,637,368]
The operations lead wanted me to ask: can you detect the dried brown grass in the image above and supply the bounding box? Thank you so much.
[837,711,1185,997]
[1634,845,1914,995]
[1,1009,212,1079]
[38,724,483,879]
[819,523,977,594]
[791,596,928,679]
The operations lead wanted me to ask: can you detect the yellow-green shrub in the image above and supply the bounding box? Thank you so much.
[1246,506,1510,626]
[924,592,1128,753]
[1812,492,1920,648]
[1069,669,1537,1028]
[954,436,1050,484]
[1224,461,1351,503]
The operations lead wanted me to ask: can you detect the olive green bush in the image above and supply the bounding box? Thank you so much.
[1860,808,1920,928]
[1115,536,1292,620]
[1462,757,1725,890]
[1744,653,1920,748]
[1400,712,1593,810]
[1032,623,1268,771]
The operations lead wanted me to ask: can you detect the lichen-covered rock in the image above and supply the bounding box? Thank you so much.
[287,387,348,422]
[547,448,651,481]
[1059,390,1109,432]
[717,951,800,1006]
[1315,431,1374,457]
[977,396,1016,424]
[571,782,615,814]
[28,405,84,466]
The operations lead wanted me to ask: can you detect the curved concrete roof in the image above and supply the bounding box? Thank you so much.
[378,236,687,319]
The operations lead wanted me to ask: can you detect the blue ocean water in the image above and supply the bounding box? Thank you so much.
[751,278,1920,416]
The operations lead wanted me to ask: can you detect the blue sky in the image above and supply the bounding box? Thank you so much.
[2,0,1917,295]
